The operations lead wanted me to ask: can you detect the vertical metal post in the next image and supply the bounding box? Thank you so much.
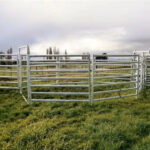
[88,54,91,104]
[144,55,147,88]
[139,55,143,90]
[131,57,133,82]
[27,45,32,104]
[141,53,145,89]
[132,53,136,88]
[56,55,60,84]
[136,55,140,99]
[90,54,94,105]
[18,48,22,93]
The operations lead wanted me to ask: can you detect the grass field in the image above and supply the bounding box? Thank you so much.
[0,58,149,150]
[0,88,150,150]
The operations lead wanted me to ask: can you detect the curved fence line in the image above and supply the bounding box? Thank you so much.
[0,52,149,104]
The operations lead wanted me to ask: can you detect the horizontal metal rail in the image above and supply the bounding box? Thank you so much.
[0,81,18,84]
[95,73,132,75]
[94,81,137,86]
[29,54,90,57]
[30,77,89,80]
[0,70,17,73]
[0,76,18,79]
[0,54,17,56]
[32,91,88,95]
[94,94,137,101]
[93,75,136,79]
[30,61,89,65]
[95,64,132,66]
[29,74,56,77]
[30,60,89,62]
[30,62,88,67]
[30,69,89,72]
[94,61,138,64]
[29,72,88,77]
[94,87,137,94]
[0,65,18,67]
[0,59,17,62]
[31,99,89,102]
[31,81,88,84]
[59,72,88,75]
[31,84,89,88]
[0,87,19,89]
[94,54,139,57]
[95,68,138,71]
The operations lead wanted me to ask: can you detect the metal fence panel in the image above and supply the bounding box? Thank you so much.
[92,54,139,101]
[2,52,150,104]
[0,54,19,90]
[26,54,91,103]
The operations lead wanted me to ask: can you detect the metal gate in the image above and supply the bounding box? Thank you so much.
[25,54,91,103]
[92,54,139,102]
[24,54,140,104]
[133,50,150,89]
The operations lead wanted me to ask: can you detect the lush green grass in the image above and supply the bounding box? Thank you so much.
[0,88,150,150]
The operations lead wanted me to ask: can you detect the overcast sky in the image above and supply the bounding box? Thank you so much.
[0,0,150,54]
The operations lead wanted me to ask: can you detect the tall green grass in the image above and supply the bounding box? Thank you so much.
[0,87,150,150]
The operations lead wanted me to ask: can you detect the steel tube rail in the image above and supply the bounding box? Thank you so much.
[0,81,18,84]
[94,61,138,64]
[0,87,19,89]
[95,73,132,75]
[58,72,88,75]
[93,75,136,79]
[95,68,138,71]
[0,76,18,79]
[94,87,137,94]
[0,70,17,73]
[31,91,88,95]
[0,54,17,56]
[31,81,88,84]
[30,69,89,72]
[0,65,17,67]
[0,59,17,62]
[30,61,89,64]
[30,74,56,77]
[95,64,132,66]
[58,81,89,84]
[30,62,89,66]
[31,84,89,87]
[94,94,137,101]
[94,81,137,86]
[30,59,89,62]
[29,54,89,57]
[31,99,89,102]
[29,73,88,78]
[30,77,89,80]
[94,54,139,57]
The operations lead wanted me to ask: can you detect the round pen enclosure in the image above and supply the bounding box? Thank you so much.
[1,51,147,104]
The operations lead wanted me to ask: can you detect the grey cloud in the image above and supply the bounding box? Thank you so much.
[0,0,150,53]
